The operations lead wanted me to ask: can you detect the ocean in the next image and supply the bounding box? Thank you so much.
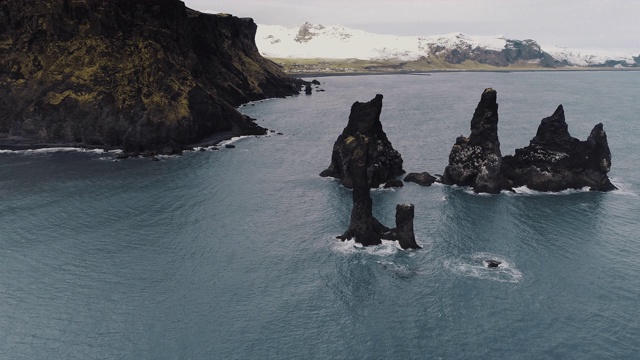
[1,71,639,359]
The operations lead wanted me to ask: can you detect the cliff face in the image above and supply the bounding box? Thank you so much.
[0,0,297,152]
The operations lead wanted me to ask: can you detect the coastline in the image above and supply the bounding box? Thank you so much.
[290,67,640,78]
[0,130,242,154]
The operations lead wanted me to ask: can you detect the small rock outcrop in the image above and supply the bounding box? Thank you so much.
[441,88,510,193]
[502,105,616,191]
[485,260,501,268]
[305,84,313,95]
[335,122,418,249]
[404,172,436,186]
[394,204,421,250]
[320,94,404,188]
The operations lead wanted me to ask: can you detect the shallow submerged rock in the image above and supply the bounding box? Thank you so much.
[320,94,404,188]
[441,88,510,194]
[501,105,616,192]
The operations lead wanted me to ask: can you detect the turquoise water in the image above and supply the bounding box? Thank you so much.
[1,72,639,359]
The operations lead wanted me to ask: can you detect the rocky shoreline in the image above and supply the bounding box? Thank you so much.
[0,0,299,155]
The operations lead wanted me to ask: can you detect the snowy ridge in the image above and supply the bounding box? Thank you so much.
[257,22,507,61]
[545,46,638,67]
[256,22,639,67]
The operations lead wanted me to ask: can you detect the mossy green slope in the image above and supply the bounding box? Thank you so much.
[0,0,297,152]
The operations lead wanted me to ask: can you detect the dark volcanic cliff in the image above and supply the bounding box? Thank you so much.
[0,0,298,152]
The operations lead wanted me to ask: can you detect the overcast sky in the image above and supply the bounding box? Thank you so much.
[183,0,639,50]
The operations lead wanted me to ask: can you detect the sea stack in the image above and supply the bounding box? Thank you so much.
[337,133,388,246]
[337,133,419,249]
[320,94,404,188]
[501,106,616,191]
[394,204,421,250]
[441,88,510,193]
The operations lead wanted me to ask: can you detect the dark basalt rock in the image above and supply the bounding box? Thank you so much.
[305,84,313,95]
[337,134,387,246]
[441,88,510,193]
[225,144,236,149]
[0,0,298,153]
[502,105,616,191]
[442,89,616,193]
[383,179,404,188]
[394,204,421,250]
[336,132,418,250]
[320,94,404,188]
[404,172,436,186]
[485,260,501,268]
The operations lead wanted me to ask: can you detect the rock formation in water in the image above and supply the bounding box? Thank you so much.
[441,88,510,193]
[0,0,298,153]
[393,204,421,250]
[501,105,616,191]
[337,133,389,246]
[442,89,615,193]
[336,131,419,249]
[320,94,404,188]
[404,172,437,186]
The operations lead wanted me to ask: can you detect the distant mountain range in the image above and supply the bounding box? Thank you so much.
[256,22,639,71]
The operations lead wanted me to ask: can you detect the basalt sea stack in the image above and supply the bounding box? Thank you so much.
[320,94,404,188]
[0,0,298,153]
[502,105,616,191]
[441,88,510,193]
[333,95,419,249]
[442,89,615,193]
[336,132,420,249]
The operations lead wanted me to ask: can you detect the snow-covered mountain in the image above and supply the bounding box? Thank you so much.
[256,22,639,68]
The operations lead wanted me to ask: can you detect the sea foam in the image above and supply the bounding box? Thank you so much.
[445,252,523,283]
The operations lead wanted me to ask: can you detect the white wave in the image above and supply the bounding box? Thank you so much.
[238,97,278,109]
[0,147,120,155]
[331,238,401,256]
[609,178,638,197]
[218,136,250,147]
[510,186,592,196]
[372,185,397,192]
[445,252,522,283]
